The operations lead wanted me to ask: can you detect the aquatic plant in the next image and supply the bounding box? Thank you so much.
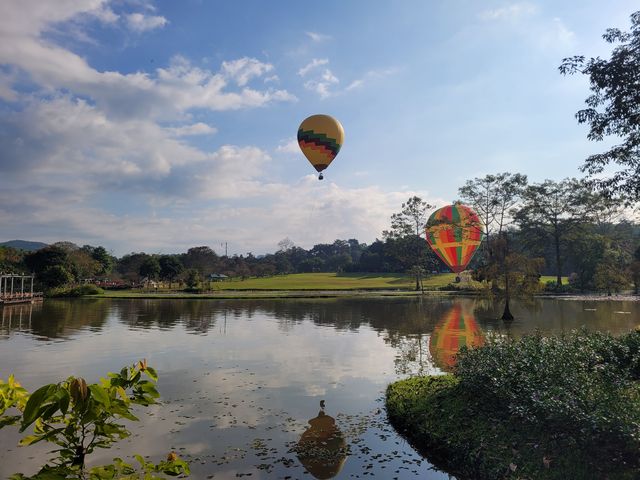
[0,360,189,479]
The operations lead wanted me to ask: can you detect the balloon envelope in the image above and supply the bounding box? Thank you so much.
[297,114,344,174]
[426,204,483,274]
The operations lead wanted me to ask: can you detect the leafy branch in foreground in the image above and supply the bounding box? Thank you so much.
[0,360,189,479]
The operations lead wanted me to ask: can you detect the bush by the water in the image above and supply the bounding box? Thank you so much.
[387,329,640,479]
[455,329,640,460]
[47,284,104,297]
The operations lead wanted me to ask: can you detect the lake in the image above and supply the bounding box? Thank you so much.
[1,296,639,479]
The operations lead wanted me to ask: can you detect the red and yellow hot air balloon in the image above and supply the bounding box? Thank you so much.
[297,114,344,180]
[426,203,483,274]
[429,303,485,371]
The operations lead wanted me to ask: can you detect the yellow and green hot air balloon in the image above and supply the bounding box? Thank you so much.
[297,114,344,180]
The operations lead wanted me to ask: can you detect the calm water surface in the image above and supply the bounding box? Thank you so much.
[1,296,639,479]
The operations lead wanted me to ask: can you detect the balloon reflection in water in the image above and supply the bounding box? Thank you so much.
[429,304,485,372]
[295,404,347,479]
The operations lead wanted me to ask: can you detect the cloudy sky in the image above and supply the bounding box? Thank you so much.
[0,1,636,256]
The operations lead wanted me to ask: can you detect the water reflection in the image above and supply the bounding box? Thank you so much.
[1,300,110,339]
[1,302,40,337]
[2,296,639,479]
[428,304,485,372]
[296,402,347,479]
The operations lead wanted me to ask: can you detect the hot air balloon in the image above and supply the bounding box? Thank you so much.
[426,203,483,275]
[429,303,485,372]
[297,114,344,180]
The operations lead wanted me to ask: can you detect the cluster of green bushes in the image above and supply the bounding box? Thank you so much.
[387,329,640,479]
[457,330,640,455]
[47,284,104,297]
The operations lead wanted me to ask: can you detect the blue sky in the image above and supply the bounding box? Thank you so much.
[0,1,637,256]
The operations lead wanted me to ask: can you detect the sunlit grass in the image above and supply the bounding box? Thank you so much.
[540,275,569,284]
[212,272,457,290]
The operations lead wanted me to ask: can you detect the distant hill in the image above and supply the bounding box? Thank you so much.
[0,240,48,251]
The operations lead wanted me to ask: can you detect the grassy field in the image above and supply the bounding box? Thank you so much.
[540,275,569,284]
[94,272,565,299]
[211,272,458,290]
[95,273,463,298]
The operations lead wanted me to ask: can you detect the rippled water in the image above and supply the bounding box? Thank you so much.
[1,296,638,479]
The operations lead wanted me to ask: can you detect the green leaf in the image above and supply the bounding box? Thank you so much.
[19,434,43,446]
[144,367,158,382]
[0,415,21,429]
[58,389,70,415]
[89,384,110,406]
[21,384,56,431]
[88,464,116,480]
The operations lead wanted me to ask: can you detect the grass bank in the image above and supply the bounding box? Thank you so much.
[95,273,466,299]
[202,272,458,290]
[386,330,640,480]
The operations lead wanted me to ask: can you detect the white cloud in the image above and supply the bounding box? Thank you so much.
[221,57,274,86]
[276,138,300,154]
[479,2,537,21]
[0,167,442,255]
[0,5,295,119]
[0,1,440,257]
[167,122,217,137]
[478,4,576,52]
[542,17,576,48]
[93,5,119,24]
[346,79,364,91]
[303,66,339,98]
[298,58,329,77]
[306,31,331,42]
[125,12,167,32]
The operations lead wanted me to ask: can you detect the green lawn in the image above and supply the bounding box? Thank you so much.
[210,272,459,290]
[94,272,562,298]
[96,272,460,297]
[540,275,569,284]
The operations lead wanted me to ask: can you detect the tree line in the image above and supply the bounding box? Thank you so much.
[0,173,638,294]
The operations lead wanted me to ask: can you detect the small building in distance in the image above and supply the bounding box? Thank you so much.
[209,273,229,282]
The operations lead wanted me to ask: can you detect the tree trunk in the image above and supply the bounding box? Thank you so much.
[501,233,514,321]
[502,297,514,321]
[554,231,562,287]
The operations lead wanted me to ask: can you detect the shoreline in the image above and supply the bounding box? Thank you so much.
[71,289,640,301]
[88,289,466,300]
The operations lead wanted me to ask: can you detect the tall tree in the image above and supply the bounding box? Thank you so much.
[514,178,590,286]
[458,172,528,239]
[384,196,434,290]
[139,257,160,288]
[91,246,114,276]
[559,11,640,200]
[24,246,73,289]
[159,255,184,289]
[182,246,218,276]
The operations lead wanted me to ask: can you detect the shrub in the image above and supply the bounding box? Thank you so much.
[544,280,574,293]
[47,284,104,297]
[0,361,189,478]
[455,330,640,458]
